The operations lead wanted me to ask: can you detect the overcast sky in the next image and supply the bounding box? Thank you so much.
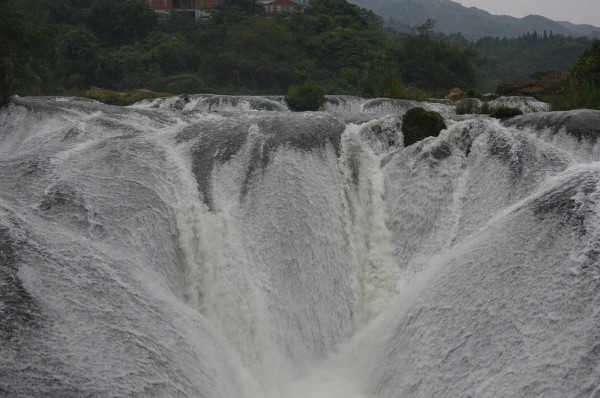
[452,0,600,27]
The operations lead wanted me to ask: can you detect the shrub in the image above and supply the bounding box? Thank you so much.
[358,59,404,98]
[490,106,523,119]
[480,102,490,114]
[455,98,491,115]
[402,86,429,101]
[456,98,479,114]
[552,83,600,111]
[285,82,326,111]
[463,88,482,99]
[357,59,431,100]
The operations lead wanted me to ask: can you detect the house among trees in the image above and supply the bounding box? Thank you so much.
[260,0,300,14]
[145,0,300,19]
[145,0,222,20]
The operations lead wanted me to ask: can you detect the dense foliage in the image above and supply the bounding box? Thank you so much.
[0,0,596,101]
[0,0,55,94]
[470,32,593,92]
[0,0,480,97]
[552,40,600,110]
[358,58,404,98]
[396,20,481,94]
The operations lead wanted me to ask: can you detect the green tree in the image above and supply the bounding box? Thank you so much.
[112,44,160,90]
[471,33,590,92]
[222,0,263,15]
[56,26,115,89]
[553,39,600,110]
[38,0,91,26]
[358,58,404,98]
[307,28,389,93]
[143,32,195,75]
[306,0,381,30]
[87,0,157,46]
[569,40,600,85]
[417,18,435,36]
[0,1,55,93]
[208,0,262,25]
[215,18,302,92]
[397,29,481,92]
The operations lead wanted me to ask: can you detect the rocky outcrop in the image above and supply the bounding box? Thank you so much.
[447,87,463,100]
[496,70,563,96]
[402,107,446,147]
[86,86,174,106]
[0,57,14,107]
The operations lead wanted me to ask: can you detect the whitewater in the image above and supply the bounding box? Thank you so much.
[0,94,598,397]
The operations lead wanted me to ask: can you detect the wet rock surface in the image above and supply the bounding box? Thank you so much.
[503,109,600,142]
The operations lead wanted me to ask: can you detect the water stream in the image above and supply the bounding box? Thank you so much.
[1,95,598,397]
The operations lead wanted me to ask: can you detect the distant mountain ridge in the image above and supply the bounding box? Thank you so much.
[346,0,600,40]
[557,21,600,38]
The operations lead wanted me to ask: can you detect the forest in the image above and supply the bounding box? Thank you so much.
[0,0,598,104]
[469,32,593,92]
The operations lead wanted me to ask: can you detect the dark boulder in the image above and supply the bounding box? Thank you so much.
[401,107,446,147]
[0,57,13,107]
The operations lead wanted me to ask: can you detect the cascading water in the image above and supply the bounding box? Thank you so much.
[1,94,598,397]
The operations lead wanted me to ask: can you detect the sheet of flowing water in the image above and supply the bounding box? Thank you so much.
[0,95,598,397]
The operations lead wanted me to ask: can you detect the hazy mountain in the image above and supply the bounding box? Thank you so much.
[347,0,600,40]
[557,21,600,38]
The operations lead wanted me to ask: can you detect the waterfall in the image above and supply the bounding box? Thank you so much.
[1,95,599,397]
